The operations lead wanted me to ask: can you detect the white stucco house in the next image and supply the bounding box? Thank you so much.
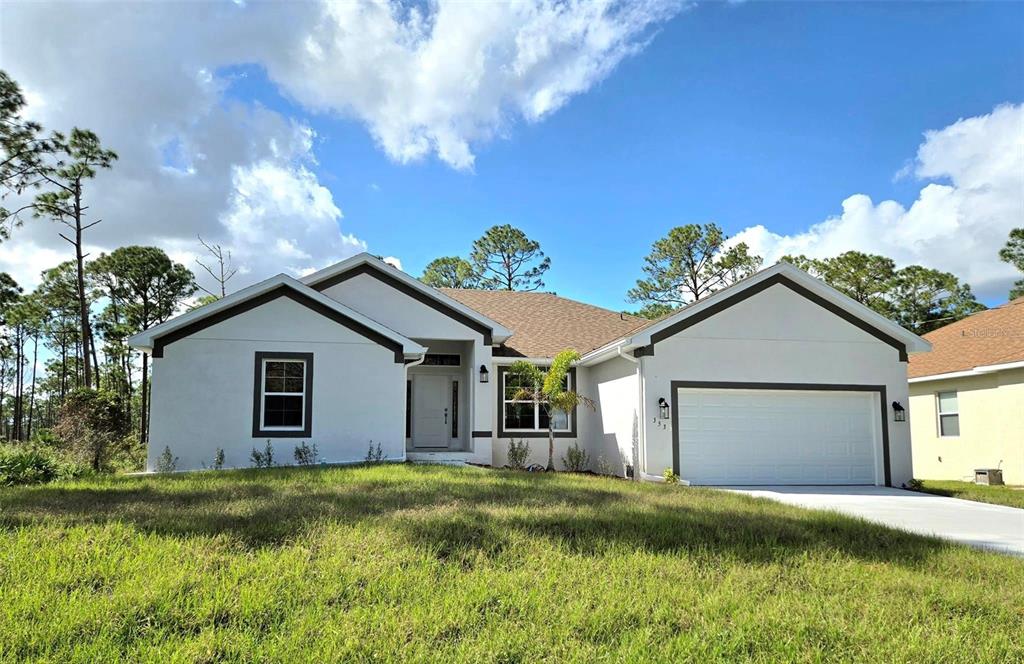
[128,254,930,486]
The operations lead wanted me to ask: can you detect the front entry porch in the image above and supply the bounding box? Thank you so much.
[406,450,478,465]
[406,340,470,453]
[408,372,463,450]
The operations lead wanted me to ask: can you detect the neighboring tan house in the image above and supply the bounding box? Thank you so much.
[128,254,930,486]
[908,297,1024,485]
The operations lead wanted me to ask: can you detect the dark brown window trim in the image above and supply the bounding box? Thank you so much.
[451,380,459,438]
[647,274,909,362]
[424,353,461,366]
[495,365,578,439]
[152,286,405,363]
[471,430,492,438]
[253,352,314,438]
[669,380,891,487]
[405,380,412,438]
[307,263,494,345]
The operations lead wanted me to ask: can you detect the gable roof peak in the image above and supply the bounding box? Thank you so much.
[300,253,512,342]
[581,261,930,364]
[126,272,426,360]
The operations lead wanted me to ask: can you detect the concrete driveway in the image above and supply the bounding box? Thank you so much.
[724,485,1024,556]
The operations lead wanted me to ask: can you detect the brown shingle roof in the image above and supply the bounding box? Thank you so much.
[439,289,651,358]
[908,297,1024,379]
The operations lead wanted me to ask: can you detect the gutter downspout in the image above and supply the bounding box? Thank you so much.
[617,346,645,481]
[403,351,429,463]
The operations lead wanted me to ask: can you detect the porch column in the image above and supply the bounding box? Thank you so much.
[470,339,494,464]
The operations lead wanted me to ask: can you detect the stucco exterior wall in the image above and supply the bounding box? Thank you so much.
[472,341,493,446]
[147,296,406,471]
[909,368,1024,485]
[640,284,913,486]
[583,355,639,477]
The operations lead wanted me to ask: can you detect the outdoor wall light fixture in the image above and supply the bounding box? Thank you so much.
[892,401,906,422]
[479,365,489,383]
[658,398,670,419]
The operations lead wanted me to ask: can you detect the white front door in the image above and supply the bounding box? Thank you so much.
[677,388,879,485]
[412,374,451,447]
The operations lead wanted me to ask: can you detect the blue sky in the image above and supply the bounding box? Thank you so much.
[4,1,1022,308]
[223,1,1023,310]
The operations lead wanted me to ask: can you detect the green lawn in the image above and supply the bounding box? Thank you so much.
[914,479,1024,510]
[1,465,1021,662]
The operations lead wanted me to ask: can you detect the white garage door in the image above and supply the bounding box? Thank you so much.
[677,388,879,485]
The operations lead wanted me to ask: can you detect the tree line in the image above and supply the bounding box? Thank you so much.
[420,220,1023,333]
[420,224,551,291]
[0,70,220,470]
[628,223,1022,332]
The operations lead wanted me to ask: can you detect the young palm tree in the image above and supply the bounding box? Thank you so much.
[507,349,595,471]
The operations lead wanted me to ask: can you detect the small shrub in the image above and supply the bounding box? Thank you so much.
[112,434,146,473]
[155,446,178,473]
[662,468,679,484]
[56,459,91,481]
[0,444,59,486]
[52,389,130,472]
[507,439,530,470]
[251,440,275,469]
[365,441,384,463]
[908,478,924,491]
[31,429,60,447]
[561,442,589,473]
[595,455,615,476]
[213,447,225,470]
[294,441,318,466]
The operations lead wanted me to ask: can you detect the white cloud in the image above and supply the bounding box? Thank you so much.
[0,2,354,292]
[381,256,403,271]
[0,0,677,290]
[731,103,1024,301]
[254,0,686,170]
[218,160,365,277]
[0,241,69,290]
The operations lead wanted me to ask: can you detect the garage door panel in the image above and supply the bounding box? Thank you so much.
[677,388,878,485]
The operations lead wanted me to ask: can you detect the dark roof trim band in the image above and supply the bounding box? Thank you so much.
[152,286,406,363]
[648,274,908,362]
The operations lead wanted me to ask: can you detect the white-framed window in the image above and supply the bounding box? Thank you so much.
[261,358,307,430]
[502,369,571,432]
[936,391,959,437]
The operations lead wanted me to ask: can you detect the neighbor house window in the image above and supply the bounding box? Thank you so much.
[937,391,959,437]
[252,352,313,437]
[502,368,571,433]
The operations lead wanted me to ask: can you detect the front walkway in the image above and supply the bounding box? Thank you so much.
[724,485,1024,556]
[406,451,474,465]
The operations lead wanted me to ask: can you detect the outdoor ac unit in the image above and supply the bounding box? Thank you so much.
[974,469,1004,486]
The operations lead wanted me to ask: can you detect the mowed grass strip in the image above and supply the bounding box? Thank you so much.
[914,479,1024,510]
[1,464,1021,662]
